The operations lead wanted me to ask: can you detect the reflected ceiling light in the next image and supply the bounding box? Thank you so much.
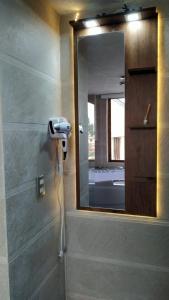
[75,12,79,22]
[83,19,99,28]
[126,12,140,22]
[87,27,103,36]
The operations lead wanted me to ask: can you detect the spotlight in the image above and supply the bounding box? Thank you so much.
[126,13,140,22]
[75,12,79,22]
[83,19,99,28]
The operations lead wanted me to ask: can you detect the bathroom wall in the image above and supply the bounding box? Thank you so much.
[0,0,65,299]
[0,91,10,300]
[60,1,169,299]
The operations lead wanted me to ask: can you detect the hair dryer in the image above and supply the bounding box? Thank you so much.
[48,117,71,160]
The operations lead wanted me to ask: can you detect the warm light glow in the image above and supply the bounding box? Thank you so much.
[128,20,142,32]
[75,12,79,22]
[157,13,162,218]
[83,19,99,28]
[126,13,141,22]
[86,26,103,36]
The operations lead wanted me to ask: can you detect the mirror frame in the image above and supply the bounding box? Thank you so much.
[70,7,158,216]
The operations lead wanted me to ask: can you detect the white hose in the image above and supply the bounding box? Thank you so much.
[56,141,65,259]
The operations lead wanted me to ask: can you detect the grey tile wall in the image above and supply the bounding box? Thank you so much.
[31,263,65,300]
[7,173,60,259]
[67,293,102,300]
[0,262,10,300]
[0,0,60,79]
[66,212,169,300]
[3,124,56,191]
[0,199,8,258]
[67,213,169,269]
[9,221,62,300]
[0,58,61,124]
[67,255,169,300]
[0,0,65,298]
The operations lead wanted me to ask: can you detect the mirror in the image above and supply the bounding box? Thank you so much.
[73,9,157,217]
[78,31,125,211]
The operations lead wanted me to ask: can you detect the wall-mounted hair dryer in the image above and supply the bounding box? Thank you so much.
[48,117,71,160]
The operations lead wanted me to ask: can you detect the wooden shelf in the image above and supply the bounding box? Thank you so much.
[133,176,156,183]
[129,126,156,130]
[128,67,156,75]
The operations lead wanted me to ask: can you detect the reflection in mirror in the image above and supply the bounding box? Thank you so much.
[78,32,125,211]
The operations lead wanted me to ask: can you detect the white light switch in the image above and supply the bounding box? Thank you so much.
[37,175,46,197]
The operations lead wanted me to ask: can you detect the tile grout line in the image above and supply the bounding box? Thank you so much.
[67,252,169,273]
[66,210,169,227]
[6,170,55,199]
[67,292,112,300]
[3,122,48,130]
[30,263,61,300]
[0,51,57,83]
[8,217,59,264]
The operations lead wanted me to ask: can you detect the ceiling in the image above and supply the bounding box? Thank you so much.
[50,0,149,16]
[78,32,125,95]
[50,0,125,15]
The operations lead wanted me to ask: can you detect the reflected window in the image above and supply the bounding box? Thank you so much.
[88,102,95,160]
[110,98,125,161]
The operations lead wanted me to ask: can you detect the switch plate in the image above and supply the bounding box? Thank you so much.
[37,175,46,197]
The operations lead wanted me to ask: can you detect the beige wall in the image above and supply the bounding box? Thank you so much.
[60,1,169,299]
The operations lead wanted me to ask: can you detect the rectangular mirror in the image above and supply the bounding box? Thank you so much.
[78,32,125,211]
[73,8,158,216]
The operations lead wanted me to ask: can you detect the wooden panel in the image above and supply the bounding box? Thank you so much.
[125,15,157,217]
[126,179,156,216]
[125,129,156,178]
[126,73,157,127]
[70,7,157,31]
[128,67,156,75]
[125,18,157,69]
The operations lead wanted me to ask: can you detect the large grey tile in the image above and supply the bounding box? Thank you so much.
[158,75,169,128]
[62,128,76,176]
[7,173,62,258]
[78,52,88,99]
[79,131,88,163]
[31,263,65,300]
[67,293,107,300]
[0,0,60,78]
[61,82,75,122]
[158,17,169,74]
[0,262,10,300]
[60,19,74,84]
[158,128,169,175]
[0,199,8,257]
[67,214,169,268]
[79,161,89,197]
[66,256,169,300]
[157,176,169,220]
[0,127,5,199]
[0,59,61,124]
[80,192,89,207]
[9,221,62,300]
[3,124,57,191]
[63,173,76,211]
